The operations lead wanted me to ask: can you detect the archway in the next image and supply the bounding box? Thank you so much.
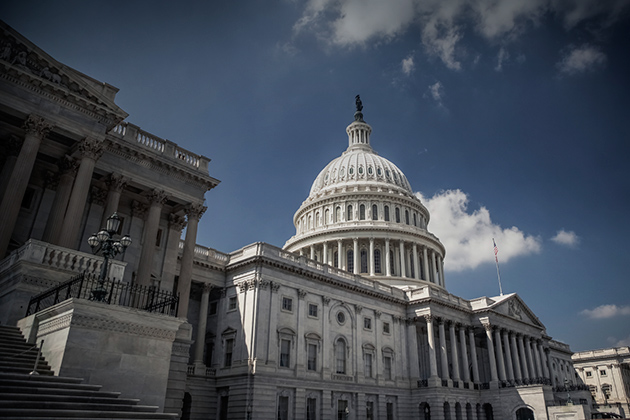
[516,407,535,420]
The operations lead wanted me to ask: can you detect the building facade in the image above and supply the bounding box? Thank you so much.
[0,20,595,420]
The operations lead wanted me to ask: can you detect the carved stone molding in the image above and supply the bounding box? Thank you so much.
[58,155,79,176]
[374,310,382,319]
[23,114,53,138]
[322,296,331,306]
[146,189,168,206]
[271,282,280,293]
[172,341,191,356]
[90,186,107,206]
[186,203,207,221]
[238,281,249,293]
[37,312,73,337]
[406,317,416,326]
[78,137,104,161]
[106,173,128,192]
[354,304,363,314]
[131,200,148,219]
[168,213,187,231]
[297,289,307,300]
[71,314,177,341]
[201,283,213,294]
[422,314,433,323]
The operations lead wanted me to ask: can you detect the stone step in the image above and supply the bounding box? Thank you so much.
[0,373,98,388]
[0,359,52,369]
[0,385,121,399]
[0,365,54,375]
[0,409,177,419]
[0,401,160,412]
[0,392,140,405]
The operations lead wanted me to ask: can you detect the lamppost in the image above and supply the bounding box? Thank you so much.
[87,212,131,301]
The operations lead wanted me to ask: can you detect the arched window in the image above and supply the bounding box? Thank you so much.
[308,215,312,229]
[444,402,451,420]
[347,250,354,273]
[483,403,494,420]
[372,204,378,220]
[325,209,329,225]
[420,403,431,420]
[395,208,401,223]
[360,249,368,273]
[335,206,341,223]
[419,258,424,280]
[360,204,366,220]
[347,205,353,221]
[455,402,462,420]
[405,210,410,225]
[384,205,390,221]
[374,249,381,274]
[334,251,339,268]
[413,213,417,226]
[316,212,320,226]
[335,339,347,374]
[516,408,535,420]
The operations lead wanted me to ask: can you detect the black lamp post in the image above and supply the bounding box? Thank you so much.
[87,212,131,301]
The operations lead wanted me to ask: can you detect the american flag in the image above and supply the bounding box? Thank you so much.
[493,239,498,262]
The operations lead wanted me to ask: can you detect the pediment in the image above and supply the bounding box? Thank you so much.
[0,20,128,127]
[481,293,545,329]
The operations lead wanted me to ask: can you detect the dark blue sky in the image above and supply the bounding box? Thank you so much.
[3,0,629,351]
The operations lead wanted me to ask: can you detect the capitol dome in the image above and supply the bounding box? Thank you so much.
[284,98,447,289]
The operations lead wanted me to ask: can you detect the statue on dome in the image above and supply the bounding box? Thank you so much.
[354,95,364,122]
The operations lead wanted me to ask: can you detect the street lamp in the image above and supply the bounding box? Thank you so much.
[87,212,131,301]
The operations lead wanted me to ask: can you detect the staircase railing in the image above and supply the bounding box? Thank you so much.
[25,273,179,317]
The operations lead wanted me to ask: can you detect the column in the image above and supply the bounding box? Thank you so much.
[518,334,530,380]
[406,318,420,383]
[385,239,391,276]
[412,244,420,280]
[369,238,375,276]
[177,204,207,318]
[545,348,554,386]
[484,324,499,383]
[422,246,429,281]
[42,156,78,244]
[0,115,52,257]
[533,340,543,379]
[510,332,523,382]
[423,315,439,382]
[525,338,536,378]
[449,322,461,383]
[353,238,359,274]
[430,251,437,283]
[459,325,471,383]
[136,189,168,286]
[0,135,22,200]
[193,283,213,366]
[494,327,506,382]
[100,174,128,229]
[399,240,406,278]
[323,242,328,265]
[438,319,450,382]
[337,240,343,269]
[468,327,480,383]
[539,342,550,380]
[161,213,186,292]
[439,256,446,287]
[310,246,315,260]
[58,137,104,249]
[502,330,515,382]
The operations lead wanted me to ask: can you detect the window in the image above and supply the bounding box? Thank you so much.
[586,371,592,378]
[367,401,374,420]
[600,369,607,377]
[325,209,329,225]
[360,204,366,220]
[384,355,392,380]
[395,207,400,223]
[372,204,378,220]
[334,251,338,268]
[360,249,368,273]
[209,301,218,315]
[347,205,353,221]
[336,340,346,374]
[224,338,234,367]
[413,213,417,226]
[278,396,289,420]
[387,402,394,420]
[405,210,409,225]
[337,400,348,420]
[347,250,354,273]
[308,303,318,318]
[282,297,293,312]
[228,296,237,311]
[280,339,291,367]
[389,251,395,276]
[337,311,346,324]
[374,249,381,274]
[219,395,229,420]
[364,353,373,378]
[155,228,163,247]
[307,398,317,420]
[364,317,372,330]
[383,322,391,334]
[307,343,317,371]
[335,206,341,222]
[384,205,390,221]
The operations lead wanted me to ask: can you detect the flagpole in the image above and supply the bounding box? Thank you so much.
[493,238,503,296]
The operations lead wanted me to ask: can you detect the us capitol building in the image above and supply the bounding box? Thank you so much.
[0,20,600,420]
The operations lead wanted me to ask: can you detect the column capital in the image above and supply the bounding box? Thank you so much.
[77,137,104,160]
[106,173,128,192]
[374,310,382,319]
[271,282,281,293]
[201,283,214,293]
[90,185,107,206]
[322,295,331,306]
[131,200,148,219]
[297,289,307,300]
[5,135,23,157]
[23,114,53,138]
[168,213,187,231]
[146,189,168,206]
[58,155,79,176]
[483,323,493,332]
[186,203,207,221]
[354,304,363,314]
[406,317,417,326]
[422,314,433,323]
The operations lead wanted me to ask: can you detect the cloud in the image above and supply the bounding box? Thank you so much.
[581,304,630,319]
[551,229,580,247]
[401,54,415,75]
[293,0,628,69]
[557,44,607,75]
[416,189,542,271]
[425,81,445,108]
[613,335,630,346]
[495,47,509,71]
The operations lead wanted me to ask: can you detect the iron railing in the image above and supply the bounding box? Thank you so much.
[26,273,179,317]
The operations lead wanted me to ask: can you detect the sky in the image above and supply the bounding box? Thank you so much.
[2,0,629,352]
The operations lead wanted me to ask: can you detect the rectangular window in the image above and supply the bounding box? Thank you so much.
[337,400,348,420]
[307,398,317,420]
[282,297,293,312]
[366,401,374,420]
[586,371,592,378]
[228,296,237,311]
[224,338,234,367]
[336,342,346,374]
[307,343,317,371]
[364,353,373,378]
[209,301,218,315]
[383,322,390,334]
[384,356,392,380]
[278,396,289,420]
[364,317,372,330]
[308,303,318,318]
[386,402,394,420]
[600,369,607,376]
[280,339,291,367]
[219,396,229,420]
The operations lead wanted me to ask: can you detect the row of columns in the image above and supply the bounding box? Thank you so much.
[299,239,445,286]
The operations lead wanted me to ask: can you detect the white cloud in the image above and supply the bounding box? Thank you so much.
[557,44,607,75]
[425,81,445,107]
[416,189,542,271]
[581,304,630,319]
[613,335,630,346]
[401,54,415,75]
[551,229,580,247]
[495,47,509,71]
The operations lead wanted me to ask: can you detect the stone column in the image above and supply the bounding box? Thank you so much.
[412,244,420,280]
[484,324,499,383]
[136,190,168,287]
[0,115,52,257]
[534,340,543,379]
[337,240,343,269]
[193,283,213,367]
[176,204,207,319]
[539,342,549,380]
[424,315,439,383]
[494,328,506,382]
[449,322,461,384]
[161,213,187,292]
[518,334,530,380]
[406,318,420,383]
[430,250,437,283]
[101,174,128,228]
[438,318,450,382]
[545,349,554,385]
[502,330,515,382]
[42,156,78,244]
[0,135,23,200]
[459,325,471,383]
[353,238,359,274]
[440,256,446,287]
[310,246,315,260]
[399,240,406,278]
[58,137,104,249]
[422,246,430,281]
[323,242,328,265]
[385,239,391,276]
[510,332,523,382]
[369,238,375,276]
[468,327,480,383]
[525,338,536,379]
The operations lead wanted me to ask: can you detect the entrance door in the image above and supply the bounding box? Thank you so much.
[516,407,535,420]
